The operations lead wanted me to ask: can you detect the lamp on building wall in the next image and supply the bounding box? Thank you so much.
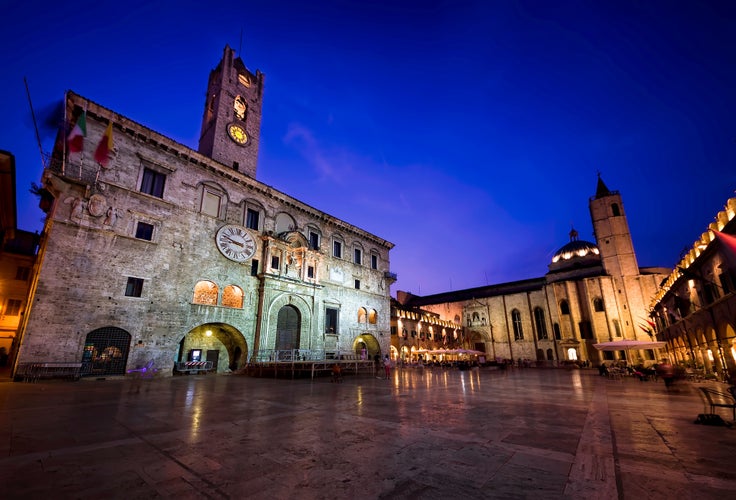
[206,330,212,337]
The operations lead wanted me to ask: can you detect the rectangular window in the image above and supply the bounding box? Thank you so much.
[371,254,378,270]
[125,277,144,297]
[271,256,280,270]
[325,307,339,334]
[307,265,315,279]
[309,231,320,250]
[333,240,342,258]
[250,259,259,277]
[354,248,362,265]
[140,168,166,198]
[15,266,31,281]
[135,222,155,241]
[201,190,221,217]
[354,279,360,289]
[246,208,260,230]
[4,299,22,316]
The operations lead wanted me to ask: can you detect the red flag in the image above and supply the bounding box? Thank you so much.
[67,111,86,152]
[94,122,113,166]
[714,230,736,270]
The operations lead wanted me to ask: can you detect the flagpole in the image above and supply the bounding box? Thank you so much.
[62,91,67,175]
[24,77,46,169]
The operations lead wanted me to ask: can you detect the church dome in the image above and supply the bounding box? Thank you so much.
[549,228,601,271]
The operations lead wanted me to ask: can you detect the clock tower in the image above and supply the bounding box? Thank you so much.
[198,45,264,178]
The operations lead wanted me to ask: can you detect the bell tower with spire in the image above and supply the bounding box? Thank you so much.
[198,45,264,178]
[589,174,639,277]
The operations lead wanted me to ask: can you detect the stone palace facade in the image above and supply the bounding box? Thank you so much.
[13,46,395,377]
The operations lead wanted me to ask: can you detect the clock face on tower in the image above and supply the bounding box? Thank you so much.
[215,224,256,262]
[227,123,248,145]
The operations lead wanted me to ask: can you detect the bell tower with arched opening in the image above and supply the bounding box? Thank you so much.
[198,45,264,178]
[589,174,639,277]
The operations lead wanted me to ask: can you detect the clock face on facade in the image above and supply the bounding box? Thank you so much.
[227,123,248,145]
[215,224,256,262]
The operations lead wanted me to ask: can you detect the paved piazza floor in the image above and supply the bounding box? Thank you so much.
[0,366,735,499]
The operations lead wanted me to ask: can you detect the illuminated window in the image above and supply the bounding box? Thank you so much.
[567,348,578,361]
[234,95,247,121]
[193,280,218,305]
[222,285,244,308]
[358,308,367,323]
[368,309,377,324]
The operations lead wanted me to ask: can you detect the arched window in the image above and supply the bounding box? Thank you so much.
[222,285,244,308]
[593,298,604,312]
[472,312,480,323]
[275,212,296,234]
[534,307,548,340]
[567,348,578,361]
[512,309,524,340]
[193,280,218,305]
[234,95,247,120]
[560,300,570,315]
[368,309,377,324]
[402,328,408,338]
[358,308,367,323]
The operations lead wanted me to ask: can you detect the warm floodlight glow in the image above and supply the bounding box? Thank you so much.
[206,330,213,337]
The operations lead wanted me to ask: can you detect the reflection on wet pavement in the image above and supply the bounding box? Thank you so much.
[0,367,734,499]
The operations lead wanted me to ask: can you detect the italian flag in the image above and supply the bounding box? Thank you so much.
[67,111,86,152]
[94,121,114,167]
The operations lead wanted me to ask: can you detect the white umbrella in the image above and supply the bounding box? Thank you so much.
[593,340,666,351]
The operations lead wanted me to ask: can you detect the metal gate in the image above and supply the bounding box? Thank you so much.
[81,327,131,376]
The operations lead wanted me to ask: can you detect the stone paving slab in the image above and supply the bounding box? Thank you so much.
[0,368,735,499]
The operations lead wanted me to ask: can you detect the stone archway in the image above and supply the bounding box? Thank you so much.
[178,323,248,373]
[275,305,301,352]
[352,334,381,359]
[81,326,131,377]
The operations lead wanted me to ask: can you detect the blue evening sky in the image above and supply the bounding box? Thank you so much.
[2,0,736,296]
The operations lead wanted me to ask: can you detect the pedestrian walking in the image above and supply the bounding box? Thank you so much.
[383,354,392,379]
